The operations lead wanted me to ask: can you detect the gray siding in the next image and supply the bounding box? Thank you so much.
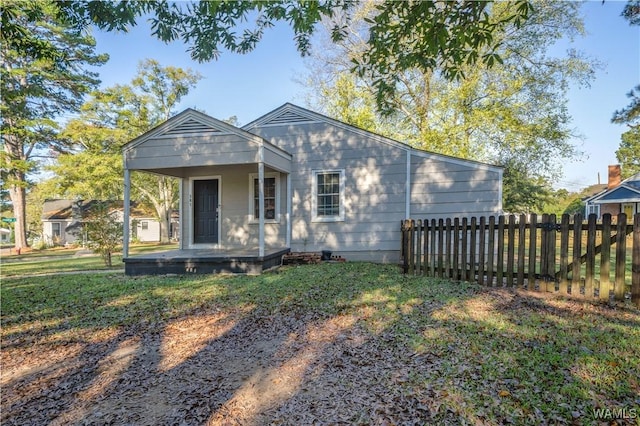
[251,122,407,257]
[410,154,502,218]
[180,164,286,250]
[126,134,259,170]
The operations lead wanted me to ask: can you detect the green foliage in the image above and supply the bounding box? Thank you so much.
[48,59,200,242]
[355,0,533,114]
[0,0,107,248]
[306,1,593,212]
[5,0,538,113]
[612,4,639,178]
[502,161,552,213]
[612,85,640,178]
[80,201,123,267]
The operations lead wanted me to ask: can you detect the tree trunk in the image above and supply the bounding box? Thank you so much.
[8,180,28,249]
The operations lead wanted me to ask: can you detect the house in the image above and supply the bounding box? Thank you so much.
[122,103,503,275]
[0,228,10,244]
[584,165,640,219]
[42,199,168,246]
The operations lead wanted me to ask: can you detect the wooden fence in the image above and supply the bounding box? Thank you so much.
[401,213,640,307]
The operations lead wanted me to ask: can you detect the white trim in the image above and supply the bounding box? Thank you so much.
[286,173,292,247]
[405,151,411,218]
[248,172,281,224]
[311,169,346,223]
[187,175,222,249]
[258,146,265,257]
[178,177,184,249]
[123,168,131,258]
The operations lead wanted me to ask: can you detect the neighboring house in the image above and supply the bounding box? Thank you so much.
[584,165,640,219]
[122,103,503,273]
[42,199,169,246]
[0,228,10,244]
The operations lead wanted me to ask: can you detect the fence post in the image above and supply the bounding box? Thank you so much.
[445,218,452,278]
[599,214,612,301]
[571,214,583,295]
[528,213,537,290]
[401,220,409,274]
[558,214,570,295]
[632,213,640,307]
[517,214,526,288]
[437,218,444,278]
[506,215,516,287]
[478,216,486,285]
[416,219,423,275]
[461,217,468,281]
[585,214,597,298]
[470,217,477,283]
[430,219,437,277]
[615,213,627,302]
[453,218,460,280]
[496,216,505,286]
[487,216,496,286]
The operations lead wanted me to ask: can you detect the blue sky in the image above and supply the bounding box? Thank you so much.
[90,1,638,192]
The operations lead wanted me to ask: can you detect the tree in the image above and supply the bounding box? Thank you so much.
[611,2,639,178]
[79,201,123,267]
[3,0,533,111]
[303,0,595,213]
[0,0,108,249]
[49,59,202,243]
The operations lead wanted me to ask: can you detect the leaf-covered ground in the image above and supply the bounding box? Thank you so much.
[1,263,639,425]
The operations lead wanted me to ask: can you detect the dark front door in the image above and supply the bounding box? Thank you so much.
[193,179,219,244]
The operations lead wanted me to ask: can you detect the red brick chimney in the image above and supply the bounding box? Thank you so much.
[608,164,621,189]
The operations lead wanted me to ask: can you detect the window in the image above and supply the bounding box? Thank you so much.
[586,203,600,218]
[249,173,280,222]
[312,170,345,222]
[51,222,61,238]
[141,221,149,231]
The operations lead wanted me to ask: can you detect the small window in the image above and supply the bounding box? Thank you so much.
[51,222,61,238]
[312,170,345,222]
[249,173,280,222]
[141,221,149,230]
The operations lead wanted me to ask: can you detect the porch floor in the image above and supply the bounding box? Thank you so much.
[123,247,290,276]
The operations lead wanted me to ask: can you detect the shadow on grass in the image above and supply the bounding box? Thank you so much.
[1,263,639,425]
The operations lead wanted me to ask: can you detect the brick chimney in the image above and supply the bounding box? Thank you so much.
[608,164,621,189]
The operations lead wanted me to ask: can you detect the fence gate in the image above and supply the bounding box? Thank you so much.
[401,213,640,307]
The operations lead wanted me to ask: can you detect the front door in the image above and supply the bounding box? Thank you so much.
[193,179,219,244]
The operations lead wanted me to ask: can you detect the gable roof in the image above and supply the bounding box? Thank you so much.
[243,103,502,173]
[122,108,291,158]
[585,172,640,204]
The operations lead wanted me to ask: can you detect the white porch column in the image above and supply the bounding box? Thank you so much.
[286,173,292,248]
[258,146,265,257]
[123,168,131,258]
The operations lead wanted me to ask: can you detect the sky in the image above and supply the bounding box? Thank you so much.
[89,1,639,192]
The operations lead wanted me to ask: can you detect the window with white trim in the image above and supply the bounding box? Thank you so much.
[51,222,61,238]
[586,203,600,218]
[249,173,280,222]
[312,170,345,222]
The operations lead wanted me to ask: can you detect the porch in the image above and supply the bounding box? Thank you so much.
[123,247,290,276]
[121,109,293,276]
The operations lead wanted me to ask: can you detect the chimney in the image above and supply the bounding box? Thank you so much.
[608,164,621,189]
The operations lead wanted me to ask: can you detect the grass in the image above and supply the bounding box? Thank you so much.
[2,263,639,424]
[0,242,177,276]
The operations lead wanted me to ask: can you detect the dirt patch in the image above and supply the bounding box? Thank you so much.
[2,287,638,425]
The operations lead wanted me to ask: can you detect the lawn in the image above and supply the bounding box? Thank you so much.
[1,263,639,425]
[0,243,178,276]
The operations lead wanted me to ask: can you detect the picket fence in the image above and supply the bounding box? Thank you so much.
[400,213,640,307]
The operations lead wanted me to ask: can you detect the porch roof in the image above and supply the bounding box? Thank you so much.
[123,109,292,177]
